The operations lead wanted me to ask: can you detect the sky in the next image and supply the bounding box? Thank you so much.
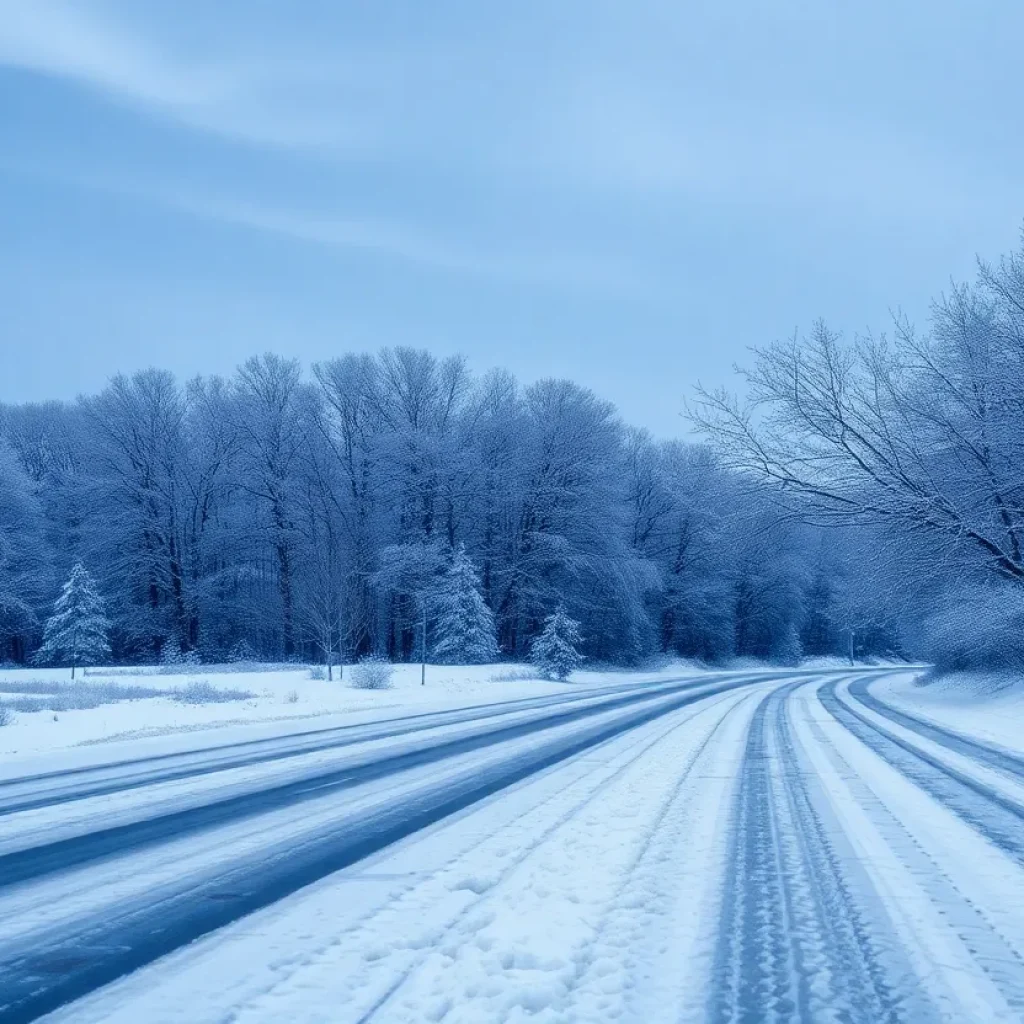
[1,1,1022,437]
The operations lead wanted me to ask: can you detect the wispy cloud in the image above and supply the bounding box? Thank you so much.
[145,190,656,299]
[0,0,364,150]
[0,150,651,298]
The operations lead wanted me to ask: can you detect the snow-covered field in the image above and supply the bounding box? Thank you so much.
[0,662,705,764]
[3,664,1024,1023]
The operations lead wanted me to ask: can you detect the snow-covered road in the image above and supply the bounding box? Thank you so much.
[3,669,1023,1023]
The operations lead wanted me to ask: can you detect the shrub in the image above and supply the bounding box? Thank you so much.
[0,702,12,727]
[286,689,299,704]
[351,655,394,690]
[0,680,164,712]
[173,680,255,704]
[308,664,327,681]
[488,668,537,683]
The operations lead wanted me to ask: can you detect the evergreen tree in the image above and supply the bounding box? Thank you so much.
[432,545,499,664]
[34,562,111,678]
[530,607,584,681]
[769,622,803,666]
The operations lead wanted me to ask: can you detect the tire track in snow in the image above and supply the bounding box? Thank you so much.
[347,686,755,1024]
[37,697,751,1024]
[0,676,733,816]
[819,679,1024,862]
[547,686,768,1023]
[845,677,1024,783]
[0,680,764,1024]
[709,681,926,1024]
[798,690,1024,1019]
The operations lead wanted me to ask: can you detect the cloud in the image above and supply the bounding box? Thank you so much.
[0,0,360,150]
[151,191,655,298]
[0,148,651,298]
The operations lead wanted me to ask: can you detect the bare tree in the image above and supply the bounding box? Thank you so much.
[692,294,1024,586]
[232,355,307,658]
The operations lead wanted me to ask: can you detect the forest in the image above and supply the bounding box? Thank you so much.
[2,235,1023,673]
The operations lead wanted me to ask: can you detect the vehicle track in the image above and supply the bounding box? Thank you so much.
[709,682,920,1023]
[351,687,754,1024]
[799,691,1024,1019]
[546,686,767,1022]
[0,677,756,1023]
[0,676,758,890]
[819,679,1024,862]
[0,674,750,816]
[845,676,1024,782]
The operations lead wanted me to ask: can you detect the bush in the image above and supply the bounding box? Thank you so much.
[488,668,537,682]
[0,702,11,727]
[308,664,327,681]
[173,680,255,704]
[351,655,394,690]
[286,689,299,704]
[0,680,165,712]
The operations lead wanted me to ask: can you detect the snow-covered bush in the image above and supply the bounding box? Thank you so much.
[173,680,255,704]
[0,680,164,712]
[916,585,1024,671]
[530,608,584,681]
[0,702,12,727]
[489,668,536,683]
[351,655,394,690]
[308,664,327,681]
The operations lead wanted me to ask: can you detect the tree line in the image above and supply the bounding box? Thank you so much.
[0,346,871,669]
[4,232,1022,672]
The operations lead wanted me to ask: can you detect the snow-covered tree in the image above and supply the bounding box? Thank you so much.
[0,440,52,663]
[530,607,584,681]
[34,562,111,678]
[432,545,499,664]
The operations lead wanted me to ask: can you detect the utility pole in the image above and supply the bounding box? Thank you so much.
[421,605,427,686]
[848,628,855,666]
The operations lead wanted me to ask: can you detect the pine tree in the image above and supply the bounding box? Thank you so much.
[769,622,803,666]
[530,607,584,681]
[34,562,111,678]
[432,545,499,664]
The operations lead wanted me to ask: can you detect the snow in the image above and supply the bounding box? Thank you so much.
[872,670,1024,755]
[0,662,606,762]
[5,666,1024,1023]
[793,681,1024,1020]
[36,683,765,1024]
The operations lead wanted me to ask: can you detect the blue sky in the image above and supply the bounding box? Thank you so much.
[1,1,1021,436]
